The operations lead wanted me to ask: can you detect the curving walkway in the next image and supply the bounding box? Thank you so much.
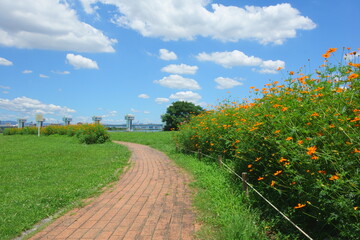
[30,141,196,240]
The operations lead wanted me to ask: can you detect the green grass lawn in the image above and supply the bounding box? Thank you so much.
[111,132,269,240]
[0,135,130,240]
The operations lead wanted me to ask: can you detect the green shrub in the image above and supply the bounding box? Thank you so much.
[76,124,110,144]
[175,48,360,239]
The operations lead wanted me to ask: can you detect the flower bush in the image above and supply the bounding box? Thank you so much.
[4,124,110,144]
[175,48,360,239]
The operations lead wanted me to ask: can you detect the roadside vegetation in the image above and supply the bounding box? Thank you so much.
[175,48,360,239]
[3,124,110,144]
[0,135,129,240]
[111,132,269,240]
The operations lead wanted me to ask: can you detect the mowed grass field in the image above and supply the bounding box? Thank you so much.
[0,135,130,240]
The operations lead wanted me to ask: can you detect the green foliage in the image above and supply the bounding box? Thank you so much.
[4,124,110,144]
[0,135,130,240]
[161,101,204,131]
[175,49,360,239]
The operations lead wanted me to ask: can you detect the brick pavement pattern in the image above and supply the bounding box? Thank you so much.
[30,141,195,240]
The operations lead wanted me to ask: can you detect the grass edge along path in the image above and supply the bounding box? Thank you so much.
[0,135,130,240]
[110,132,270,240]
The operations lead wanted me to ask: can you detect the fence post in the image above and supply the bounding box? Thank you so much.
[197,149,202,160]
[217,155,223,167]
[242,172,249,197]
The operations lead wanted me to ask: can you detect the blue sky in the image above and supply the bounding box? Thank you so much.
[0,0,359,124]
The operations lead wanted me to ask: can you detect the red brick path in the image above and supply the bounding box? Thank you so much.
[30,141,195,240]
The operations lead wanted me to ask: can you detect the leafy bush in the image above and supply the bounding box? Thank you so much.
[175,48,360,239]
[76,124,110,144]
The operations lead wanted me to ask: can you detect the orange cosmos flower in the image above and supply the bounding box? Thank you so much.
[329,174,340,180]
[282,107,288,112]
[286,137,293,141]
[274,130,281,134]
[258,177,264,181]
[297,140,304,145]
[270,180,275,187]
[294,203,306,209]
[277,67,284,71]
[248,164,253,168]
[306,146,317,155]
[322,53,330,58]
[311,112,320,117]
[289,71,294,75]
[354,149,360,153]
[327,48,337,53]
[279,157,287,163]
[274,170,283,176]
[348,73,359,80]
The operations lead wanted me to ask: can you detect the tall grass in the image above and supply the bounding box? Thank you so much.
[0,135,129,240]
[175,48,360,239]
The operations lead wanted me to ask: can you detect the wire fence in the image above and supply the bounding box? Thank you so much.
[179,146,314,240]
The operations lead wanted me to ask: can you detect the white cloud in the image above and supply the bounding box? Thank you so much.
[66,53,99,69]
[39,74,49,78]
[154,75,201,90]
[0,96,76,116]
[197,50,262,68]
[138,94,150,99]
[101,1,315,44]
[0,57,13,66]
[0,85,10,90]
[0,0,116,52]
[258,60,286,74]
[161,64,198,75]
[159,49,177,60]
[22,70,32,74]
[52,70,70,75]
[197,50,285,74]
[169,91,202,103]
[215,77,243,89]
[155,98,170,104]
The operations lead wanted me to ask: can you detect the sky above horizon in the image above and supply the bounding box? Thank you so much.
[0,0,359,124]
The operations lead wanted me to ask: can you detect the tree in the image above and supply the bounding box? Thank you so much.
[161,101,204,131]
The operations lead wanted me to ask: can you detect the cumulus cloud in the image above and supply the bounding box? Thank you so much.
[138,94,150,99]
[159,49,177,60]
[169,91,202,103]
[66,53,99,69]
[0,96,76,116]
[161,64,198,75]
[154,75,201,90]
[0,57,13,66]
[94,1,315,44]
[39,74,49,78]
[197,50,285,74]
[215,77,243,89]
[0,0,116,52]
[22,70,32,74]
[155,98,170,104]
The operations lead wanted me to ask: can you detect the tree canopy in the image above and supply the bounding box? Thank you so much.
[161,101,204,131]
